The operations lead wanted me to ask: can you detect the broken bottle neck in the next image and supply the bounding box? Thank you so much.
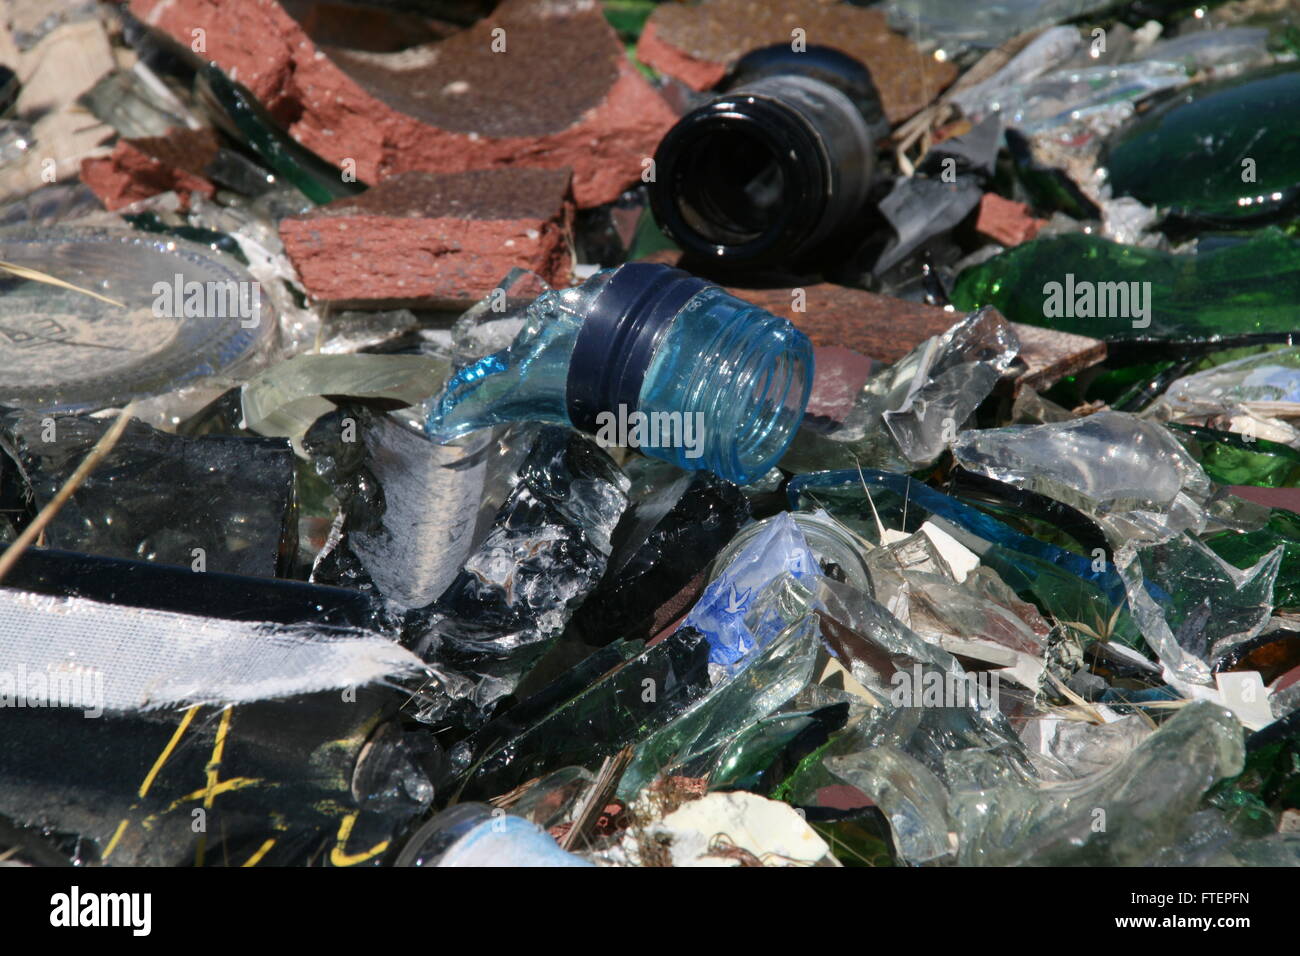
[425,263,813,485]
[649,45,880,268]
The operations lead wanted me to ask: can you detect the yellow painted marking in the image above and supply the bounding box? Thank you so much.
[163,777,261,814]
[106,704,202,860]
[242,838,277,867]
[195,706,235,867]
[102,819,130,860]
[202,706,234,809]
[139,705,199,798]
[329,812,389,867]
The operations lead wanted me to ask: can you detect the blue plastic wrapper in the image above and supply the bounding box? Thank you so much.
[683,512,821,669]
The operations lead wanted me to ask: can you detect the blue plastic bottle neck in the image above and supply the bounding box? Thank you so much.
[564,264,711,432]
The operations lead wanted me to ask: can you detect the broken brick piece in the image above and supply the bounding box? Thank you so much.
[279,168,575,307]
[719,282,957,364]
[130,0,677,208]
[636,251,1108,385]
[636,0,957,124]
[716,281,1104,389]
[1012,324,1107,394]
[976,192,1047,247]
[636,20,728,92]
[80,126,220,211]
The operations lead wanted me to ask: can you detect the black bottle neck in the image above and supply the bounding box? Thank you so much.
[650,48,878,267]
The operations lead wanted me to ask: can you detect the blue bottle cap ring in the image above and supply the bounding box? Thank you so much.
[565,263,711,432]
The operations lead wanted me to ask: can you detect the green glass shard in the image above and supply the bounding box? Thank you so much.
[1170,424,1300,488]
[603,0,656,43]
[616,588,821,801]
[1084,360,1179,409]
[1205,508,1300,611]
[769,733,847,807]
[197,64,368,205]
[1207,720,1300,836]
[122,212,247,264]
[707,710,824,794]
[951,229,1300,343]
[453,626,712,803]
[811,816,896,867]
[1006,128,1099,220]
[1105,65,1300,225]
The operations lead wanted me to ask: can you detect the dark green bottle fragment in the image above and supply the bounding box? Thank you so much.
[1170,424,1300,488]
[1105,65,1300,226]
[1205,508,1300,611]
[952,229,1300,343]
[198,64,368,205]
[1007,129,1099,221]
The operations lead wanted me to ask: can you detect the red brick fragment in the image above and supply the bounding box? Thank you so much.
[80,127,219,211]
[279,168,575,307]
[719,282,958,365]
[976,193,1047,247]
[636,20,727,92]
[129,0,677,208]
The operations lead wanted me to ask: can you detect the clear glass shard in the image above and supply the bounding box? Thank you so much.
[953,410,1213,517]
[949,701,1244,866]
